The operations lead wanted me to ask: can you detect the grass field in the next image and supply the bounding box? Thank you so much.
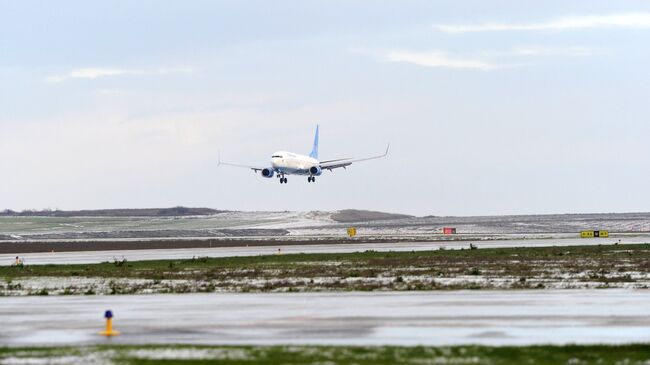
[2,244,650,295]
[1,344,650,365]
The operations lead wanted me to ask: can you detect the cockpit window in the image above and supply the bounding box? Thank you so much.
[271,155,283,158]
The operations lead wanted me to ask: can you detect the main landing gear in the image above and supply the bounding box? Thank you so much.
[277,174,316,183]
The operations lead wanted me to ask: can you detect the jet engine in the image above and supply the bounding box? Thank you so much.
[261,168,274,178]
[309,166,322,176]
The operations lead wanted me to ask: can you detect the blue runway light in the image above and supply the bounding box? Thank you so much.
[100,309,120,336]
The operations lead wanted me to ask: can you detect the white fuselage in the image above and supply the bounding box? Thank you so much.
[270,151,319,175]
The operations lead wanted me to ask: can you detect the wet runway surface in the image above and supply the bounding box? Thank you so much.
[1,236,647,266]
[2,290,649,346]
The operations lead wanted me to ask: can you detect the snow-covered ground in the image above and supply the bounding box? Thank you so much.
[3,266,649,297]
[1,211,648,241]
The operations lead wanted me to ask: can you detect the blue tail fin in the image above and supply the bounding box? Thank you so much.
[309,125,319,159]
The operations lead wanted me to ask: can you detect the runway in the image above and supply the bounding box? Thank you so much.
[2,290,650,346]
[1,236,646,266]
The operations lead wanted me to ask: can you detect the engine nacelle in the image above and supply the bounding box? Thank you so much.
[261,168,274,178]
[309,166,322,176]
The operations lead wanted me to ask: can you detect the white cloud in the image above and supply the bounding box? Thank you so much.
[383,50,496,70]
[435,13,650,33]
[509,46,600,57]
[370,45,599,71]
[45,67,194,82]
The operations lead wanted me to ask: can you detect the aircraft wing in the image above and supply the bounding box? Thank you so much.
[320,144,389,171]
[218,154,266,173]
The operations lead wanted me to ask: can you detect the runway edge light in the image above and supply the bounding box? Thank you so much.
[99,310,120,336]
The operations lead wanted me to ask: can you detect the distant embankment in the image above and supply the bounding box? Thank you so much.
[0,207,224,217]
[331,209,413,223]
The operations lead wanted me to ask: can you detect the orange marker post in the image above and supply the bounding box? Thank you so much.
[99,310,120,336]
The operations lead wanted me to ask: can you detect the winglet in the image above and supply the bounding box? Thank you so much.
[217,150,221,167]
[309,125,319,159]
[384,143,390,157]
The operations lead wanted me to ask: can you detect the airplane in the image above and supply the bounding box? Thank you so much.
[218,125,389,184]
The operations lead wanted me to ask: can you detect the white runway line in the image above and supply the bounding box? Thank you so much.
[1,290,650,346]
[1,236,647,266]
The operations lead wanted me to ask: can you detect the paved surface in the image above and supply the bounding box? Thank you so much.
[2,290,650,346]
[1,236,647,266]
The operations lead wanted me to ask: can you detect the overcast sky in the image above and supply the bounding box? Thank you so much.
[1,1,649,216]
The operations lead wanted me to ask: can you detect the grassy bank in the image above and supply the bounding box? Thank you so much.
[1,344,650,365]
[2,244,649,295]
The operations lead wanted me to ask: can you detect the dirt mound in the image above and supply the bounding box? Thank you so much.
[0,207,224,217]
[331,209,413,223]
